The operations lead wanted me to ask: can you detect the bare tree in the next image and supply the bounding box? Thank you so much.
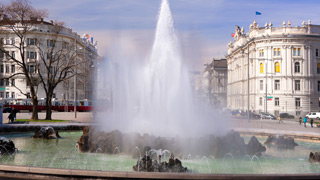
[0,0,47,120]
[36,21,80,120]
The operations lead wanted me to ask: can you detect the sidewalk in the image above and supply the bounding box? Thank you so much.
[232,118,320,138]
[1,112,94,124]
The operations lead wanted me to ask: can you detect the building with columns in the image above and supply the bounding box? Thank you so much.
[227,20,320,117]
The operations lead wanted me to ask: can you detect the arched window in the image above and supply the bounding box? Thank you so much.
[294,62,300,73]
[260,63,264,73]
[275,62,280,73]
[317,63,320,74]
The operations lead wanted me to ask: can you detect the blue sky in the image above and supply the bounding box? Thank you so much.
[3,0,320,69]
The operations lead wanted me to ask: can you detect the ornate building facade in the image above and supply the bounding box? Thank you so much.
[0,17,98,103]
[227,20,320,117]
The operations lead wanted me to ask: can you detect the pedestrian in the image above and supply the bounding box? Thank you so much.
[303,117,307,127]
[278,115,283,124]
[310,118,314,128]
[299,117,302,125]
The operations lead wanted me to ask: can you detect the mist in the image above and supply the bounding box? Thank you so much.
[94,0,231,138]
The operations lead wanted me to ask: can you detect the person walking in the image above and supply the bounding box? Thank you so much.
[278,115,283,124]
[310,118,314,128]
[299,117,302,125]
[303,117,307,127]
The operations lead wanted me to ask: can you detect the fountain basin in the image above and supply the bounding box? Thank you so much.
[0,130,320,178]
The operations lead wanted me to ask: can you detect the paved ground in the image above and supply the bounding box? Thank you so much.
[231,116,320,137]
[1,112,320,137]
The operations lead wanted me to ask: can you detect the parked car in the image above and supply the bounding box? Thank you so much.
[250,112,261,119]
[306,112,320,119]
[259,112,277,120]
[280,113,295,119]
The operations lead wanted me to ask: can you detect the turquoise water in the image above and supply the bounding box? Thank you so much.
[1,132,320,174]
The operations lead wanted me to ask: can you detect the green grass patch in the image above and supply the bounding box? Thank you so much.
[16,119,71,123]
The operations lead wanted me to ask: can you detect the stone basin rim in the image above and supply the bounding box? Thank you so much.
[0,164,320,180]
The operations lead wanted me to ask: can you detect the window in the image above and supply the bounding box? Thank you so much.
[53,93,56,98]
[5,79,9,86]
[293,48,301,56]
[50,66,55,74]
[0,92,3,98]
[6,92,9,98]
[318,63,320,74]
[259,49,264,57]
[62,41,68,49]
[28,65,36,74]
[316,49,319,57]
[11,51,15,59]
[294,62,300,73]
[27,51,37,59]
[260,63,264,73]
[11,38,15,45]
[0,52,3,59]
[5,65,9,74]
[5,38,10,45]
[275,97,280,106]
[260,80,263,90]
[295,98,301,108]
[47,39,55,47]
[295,80,301,91]
[0,65,3,73]
[11,65,15,73]
[259,97,262,106]
[275,80,280,90]
[273,48,281,56]
[11,79,15,86]
[318,81,320,92]
[0,79,3,86]
[275,62,280,73]
[27,38,36,45]
[11,92,15,98]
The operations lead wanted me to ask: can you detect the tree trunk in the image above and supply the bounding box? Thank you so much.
[30,96,39,120]
[45,93,53,120]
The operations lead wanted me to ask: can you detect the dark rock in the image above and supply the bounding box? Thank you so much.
[77,128,266,159]
[133,153,187,173]
[309,152,320,163]
[247,136,266,156]
[264,135,298,150]
[32,126,61,139]
[0,137,17,154]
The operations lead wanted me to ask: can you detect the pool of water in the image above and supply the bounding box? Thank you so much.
[1,132,320,174]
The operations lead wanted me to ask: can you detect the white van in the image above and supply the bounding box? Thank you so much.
[306,112,320,119]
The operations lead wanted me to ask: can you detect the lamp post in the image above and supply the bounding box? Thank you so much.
[241,45,250,123]
[247,45,250,123]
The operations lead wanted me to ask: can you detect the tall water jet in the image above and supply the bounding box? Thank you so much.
[95,0,230,137]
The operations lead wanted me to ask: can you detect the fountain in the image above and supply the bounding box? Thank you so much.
[95,0,228,137]
[0,0,320,179]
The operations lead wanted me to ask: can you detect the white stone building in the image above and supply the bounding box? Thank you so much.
[227,20,320,117]
[0,18,98,103]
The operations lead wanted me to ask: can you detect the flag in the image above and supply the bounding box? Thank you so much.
[231,33,235,37]
[256,11,261,15]
[91,37,93,44]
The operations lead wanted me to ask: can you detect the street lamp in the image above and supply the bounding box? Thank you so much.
[241,45,250,123]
